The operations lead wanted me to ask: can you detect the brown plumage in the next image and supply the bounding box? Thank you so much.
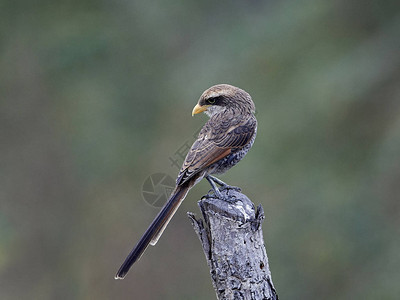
[115,84,257,279]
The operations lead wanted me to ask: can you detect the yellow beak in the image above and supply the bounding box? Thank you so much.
[192,104,210,116]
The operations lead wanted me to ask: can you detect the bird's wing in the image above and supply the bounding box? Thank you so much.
[176,115,256,185]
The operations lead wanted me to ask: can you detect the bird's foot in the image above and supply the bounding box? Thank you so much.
[205,175,240,201]
[201,188,237,203]
[202,188,224,200]
[207,175,241,192]
[219,184,241,192]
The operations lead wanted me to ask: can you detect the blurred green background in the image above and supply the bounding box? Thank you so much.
[1,0,400,299]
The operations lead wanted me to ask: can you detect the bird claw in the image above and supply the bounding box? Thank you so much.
[219,185,241,192]
[201,188,238,202]
[201,192,215,200]
[205,175,241,199]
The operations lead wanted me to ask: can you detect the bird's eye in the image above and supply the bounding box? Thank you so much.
[207,98,216,104]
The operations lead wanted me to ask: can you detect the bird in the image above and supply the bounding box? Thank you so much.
[115,84,257,279]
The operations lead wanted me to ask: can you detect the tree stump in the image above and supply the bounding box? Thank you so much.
[188,188,278,300]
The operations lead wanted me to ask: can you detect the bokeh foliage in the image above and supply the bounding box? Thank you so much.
[1,0,400,299]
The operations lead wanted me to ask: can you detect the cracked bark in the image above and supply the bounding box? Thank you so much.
[188,188,278,300]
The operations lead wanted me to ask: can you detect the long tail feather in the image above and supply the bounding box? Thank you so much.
[115,183,190,279]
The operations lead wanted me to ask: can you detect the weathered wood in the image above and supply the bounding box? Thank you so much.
[188,188,278,300]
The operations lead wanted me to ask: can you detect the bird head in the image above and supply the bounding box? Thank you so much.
[192,84,255,117]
